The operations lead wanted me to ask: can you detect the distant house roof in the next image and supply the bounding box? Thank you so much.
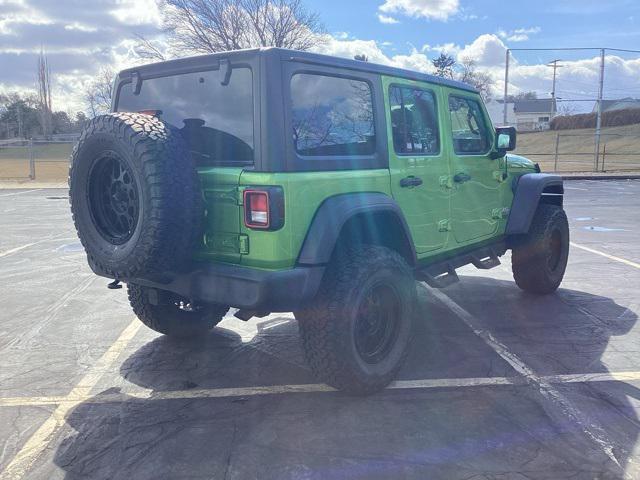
[514,99,556,114]
[595,98,640,113]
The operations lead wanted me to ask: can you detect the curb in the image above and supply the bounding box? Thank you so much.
[562,175,640,181]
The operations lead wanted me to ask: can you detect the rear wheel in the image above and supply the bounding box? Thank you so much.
[296,245,416,395]
[512,204,569,294]
[128,284,229,338]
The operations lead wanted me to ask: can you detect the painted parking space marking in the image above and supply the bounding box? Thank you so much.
[571,242,640,270]
[0,190,41,198]
[0,234,77,259]
[0,319,141,480]
[428,286,626,472]
[0,243,37,258]
[2,370,640,408]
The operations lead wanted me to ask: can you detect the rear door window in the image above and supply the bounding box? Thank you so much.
[389,85,439,155]
[290,73,375,156]
[116,67,254,166]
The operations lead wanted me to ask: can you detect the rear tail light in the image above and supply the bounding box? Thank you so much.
[243,188,285,230]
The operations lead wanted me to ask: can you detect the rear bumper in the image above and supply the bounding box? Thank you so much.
[122,262,325,312]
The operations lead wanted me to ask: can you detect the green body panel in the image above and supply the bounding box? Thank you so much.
[238,170,392,269]
[195,167,392,270]
[439,86,508,245]
[196,167,244,264]
[194,78,537,273]
[382,75,451,256]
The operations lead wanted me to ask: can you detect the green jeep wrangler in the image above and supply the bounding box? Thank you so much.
[69,48,569,394]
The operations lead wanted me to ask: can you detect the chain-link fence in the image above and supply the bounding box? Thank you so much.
[497,47,640,172]
[0,137,77,181]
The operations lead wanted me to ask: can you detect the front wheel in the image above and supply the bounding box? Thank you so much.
[296,245,416,395]
[128,284,229,338]
[512,204,569,294]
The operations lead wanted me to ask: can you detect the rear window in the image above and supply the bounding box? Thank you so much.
[116,67,254,166]
[290,73,376,157]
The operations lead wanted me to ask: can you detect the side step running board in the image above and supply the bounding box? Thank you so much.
[415,245,503,289]
[417,266,460,289]
[471,252,501,270]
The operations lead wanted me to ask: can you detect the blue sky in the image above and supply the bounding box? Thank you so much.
[1,0,639,111]
[311,0,640,52]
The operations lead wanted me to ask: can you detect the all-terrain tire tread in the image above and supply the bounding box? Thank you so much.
[296,245,415,394]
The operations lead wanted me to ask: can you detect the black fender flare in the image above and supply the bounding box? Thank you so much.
[506,173,564,235]
[296,193,417,266]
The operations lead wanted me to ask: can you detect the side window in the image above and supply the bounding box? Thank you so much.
[389,86,439,155]
[448,96,491,155]
[291,73,375,156]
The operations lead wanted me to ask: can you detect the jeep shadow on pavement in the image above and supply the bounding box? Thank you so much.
[53,280,639,479]
[70,47,569,394]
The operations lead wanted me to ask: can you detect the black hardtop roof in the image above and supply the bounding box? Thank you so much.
[118,47,478,93]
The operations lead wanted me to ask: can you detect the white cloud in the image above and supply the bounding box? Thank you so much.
[378,14,400,24]
[457,34,507,66]
[110,0,162,27]
[497,26,541,43]
[422,42,460,56]
[378,0,459,21]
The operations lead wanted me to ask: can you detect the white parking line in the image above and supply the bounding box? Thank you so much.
[0,243,37,258]
[1,370,640,407]
[428,287,625,472]
[0,320,141,480]
[0,189,41,197]
[571,242,640,270]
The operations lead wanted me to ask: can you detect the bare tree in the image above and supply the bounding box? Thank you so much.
[85,67,116,117]
[431,52,455,79]
[37,49,53,137]
[133,34,169,62]
[557,102,578,117]
[458,57,494,102]
[137,0,324,58]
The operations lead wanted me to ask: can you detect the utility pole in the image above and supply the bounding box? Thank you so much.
[594,49,605,171]
[547,59,562,115]
[503,49,510,125]
[17,102,23,139]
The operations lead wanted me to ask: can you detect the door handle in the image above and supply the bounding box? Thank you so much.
[453,173,471,184]
[400,176,423,188]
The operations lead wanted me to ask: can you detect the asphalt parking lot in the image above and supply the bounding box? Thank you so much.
[0,180,639,480]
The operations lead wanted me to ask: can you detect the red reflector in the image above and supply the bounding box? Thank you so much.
[250,192,268,212]
[244,191,270,228]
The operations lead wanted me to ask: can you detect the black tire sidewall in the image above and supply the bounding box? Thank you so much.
[128,284,228,338]
[342,264,414,379]
[512,204,570,294]
[70,132,147,274]
[542,210,570,285]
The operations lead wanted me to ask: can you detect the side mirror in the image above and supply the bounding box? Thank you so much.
[496,126,516,151]
[490,126,516,159]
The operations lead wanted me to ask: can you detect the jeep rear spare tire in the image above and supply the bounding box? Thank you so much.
[69,112,203,279]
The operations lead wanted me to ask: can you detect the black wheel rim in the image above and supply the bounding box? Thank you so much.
[548,228,562,271]
[354,283,401,364]
[88,151,140,245]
